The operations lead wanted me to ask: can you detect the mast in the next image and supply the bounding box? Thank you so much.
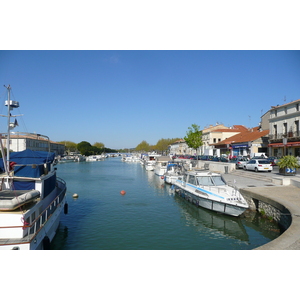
[3,85,20,172]
[6,84,11,170]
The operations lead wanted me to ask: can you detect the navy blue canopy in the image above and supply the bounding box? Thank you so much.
[0,149,55,172]
[9,149,55,164]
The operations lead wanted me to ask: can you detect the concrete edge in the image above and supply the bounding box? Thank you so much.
[240,187,300,250]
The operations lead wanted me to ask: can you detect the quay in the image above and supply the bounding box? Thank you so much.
[202,162,300,250]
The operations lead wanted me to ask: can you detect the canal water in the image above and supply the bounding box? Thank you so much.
[51,157,282,250]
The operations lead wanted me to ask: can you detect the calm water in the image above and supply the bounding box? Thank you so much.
[51,157,282,250]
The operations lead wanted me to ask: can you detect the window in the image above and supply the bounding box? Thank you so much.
[283,123,288,136]
[273,124,277,138]
[296,103,299,111]
[188,175,196,185]
[197,176,214,186]
[295,120,299,136]
[274,109,277,117]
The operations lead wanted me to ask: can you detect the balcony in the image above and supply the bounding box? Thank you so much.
[269,131,300,142]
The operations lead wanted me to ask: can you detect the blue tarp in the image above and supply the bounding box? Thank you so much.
[0,149,55,173]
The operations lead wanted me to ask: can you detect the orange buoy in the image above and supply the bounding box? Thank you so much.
[120,190,126,195]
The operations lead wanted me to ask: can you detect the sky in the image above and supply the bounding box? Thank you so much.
[0,50,299,149]
[0,2,299,150]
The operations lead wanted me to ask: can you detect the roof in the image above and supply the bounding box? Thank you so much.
[211,125,248,133]
[270,98,300,109]
[212,128,269,146]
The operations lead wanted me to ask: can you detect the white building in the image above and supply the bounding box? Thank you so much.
[268,99,300,157]
[1,133,65,156]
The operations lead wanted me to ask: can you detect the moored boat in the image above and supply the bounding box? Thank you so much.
[173,169,248,217]
[164,163,184,184]
[0,85,67,250]
[154,156,170,176]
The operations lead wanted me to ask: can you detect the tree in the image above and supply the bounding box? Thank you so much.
[136,140,150,152]
[77,141,92,155]
[184,124,203,155]
[93,142,104,149]
[155,138,180,154]
[58,141,77,154]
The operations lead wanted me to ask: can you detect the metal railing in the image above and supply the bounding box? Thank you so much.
[269,131,300,141]
[0,177,66,242]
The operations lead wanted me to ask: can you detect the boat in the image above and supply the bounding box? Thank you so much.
[173,169,248,217]
[0,85,67,250]
[143,154,161,171]
[154,156,171,176]
[163,163,185,184]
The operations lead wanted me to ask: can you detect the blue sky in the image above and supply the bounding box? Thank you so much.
[0,50,299,149]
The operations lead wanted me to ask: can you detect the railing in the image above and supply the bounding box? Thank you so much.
[269,131,300,141]
[0,177,66,242]
[26,177,66,239]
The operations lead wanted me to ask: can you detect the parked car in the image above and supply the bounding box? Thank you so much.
[267,156,279,166]
[200,155,214,161]
[231,157,249,169]
[212,156,229,162]
[243,159,273,172]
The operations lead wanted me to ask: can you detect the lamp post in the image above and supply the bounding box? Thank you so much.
[283,137,287,156]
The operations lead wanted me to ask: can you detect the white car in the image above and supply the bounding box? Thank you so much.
[243,159,273,172]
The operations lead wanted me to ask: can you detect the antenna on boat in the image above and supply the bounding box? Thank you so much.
[2,85,21,172]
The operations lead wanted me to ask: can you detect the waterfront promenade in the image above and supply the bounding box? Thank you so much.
[223,168,300,250]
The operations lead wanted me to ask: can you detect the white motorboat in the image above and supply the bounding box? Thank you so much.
[143,154,161,171]
[163,163,184,184]
[122,154,140,162]
[173,169,248,217]
[154,156,171,176]
[0,85,67,250]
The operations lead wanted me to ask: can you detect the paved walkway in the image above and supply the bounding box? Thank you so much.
[223,169,300,250]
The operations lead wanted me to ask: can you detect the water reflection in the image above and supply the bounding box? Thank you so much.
[173,194,249,243]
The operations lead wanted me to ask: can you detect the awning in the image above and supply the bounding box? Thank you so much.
[231,144,248,149]
[268,141,300,147]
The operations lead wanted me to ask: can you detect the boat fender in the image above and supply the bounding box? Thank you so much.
[43,236,51,250]
[64,202,68,215]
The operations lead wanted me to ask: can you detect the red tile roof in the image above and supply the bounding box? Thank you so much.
[211,128,269,146]
[211,125,248,133]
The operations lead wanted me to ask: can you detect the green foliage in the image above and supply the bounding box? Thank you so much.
[277,155,300,169]
[93,142,104,149]
[58,141,77,153]
[136,140,151,152]
[184,124,203,152]
[155,138,180,153]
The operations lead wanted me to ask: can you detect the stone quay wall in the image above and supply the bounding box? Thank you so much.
[240,189,292,231]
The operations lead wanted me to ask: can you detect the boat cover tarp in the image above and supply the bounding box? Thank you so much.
[0,149,55,173]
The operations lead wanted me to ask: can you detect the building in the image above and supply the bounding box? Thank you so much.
[169,139,194,156]
[201,124,248,156]
[212,127,269,158]
[268,99,300,157]
[1,133,65,156]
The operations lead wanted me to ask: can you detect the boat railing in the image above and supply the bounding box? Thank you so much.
[25,177,66,238]
[0,177,66,241]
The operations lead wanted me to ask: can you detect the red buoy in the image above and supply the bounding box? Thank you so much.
[120,190,126,195]
[161,176,164,179]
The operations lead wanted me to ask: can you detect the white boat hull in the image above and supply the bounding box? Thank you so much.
[175,186,247,217]
[173,171,248,217]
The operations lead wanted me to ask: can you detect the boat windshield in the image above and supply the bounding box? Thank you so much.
[211,176,226,186]
[196,176,214,186]
[196,175,226,186]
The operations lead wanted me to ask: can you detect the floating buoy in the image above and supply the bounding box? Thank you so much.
[72,193,79,198]
[120,190,126,195]
[161,176,164,179]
